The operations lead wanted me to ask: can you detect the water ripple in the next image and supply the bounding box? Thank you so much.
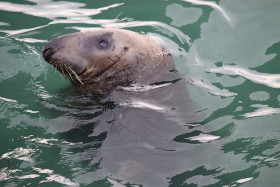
[189,133,220,143]
[210,66,280,88]
[101,21,191,45]
[120,100,166,111]
[236,177,254,184]
[1,147,36,163]
[43,174,79,186]
[0,1,123,20]
[243,104,280,118]
[119,83,172,92]
[189,78,237,97]
[182,0,235,27]
[0,96,17,103]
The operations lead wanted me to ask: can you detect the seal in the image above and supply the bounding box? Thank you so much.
[42,28,177,95]
[42,29,205,187]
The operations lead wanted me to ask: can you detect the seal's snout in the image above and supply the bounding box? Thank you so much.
[42,47,55,61]
[42,35,71,62]
[42,39,59,62]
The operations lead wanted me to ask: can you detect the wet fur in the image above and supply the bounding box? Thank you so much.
[42,28,174,95]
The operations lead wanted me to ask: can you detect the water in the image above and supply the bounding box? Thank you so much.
[1,0,280,186]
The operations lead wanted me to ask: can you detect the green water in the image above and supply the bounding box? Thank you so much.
[1,0,280,186]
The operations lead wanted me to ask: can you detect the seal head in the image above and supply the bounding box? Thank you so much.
[42,28,173,94]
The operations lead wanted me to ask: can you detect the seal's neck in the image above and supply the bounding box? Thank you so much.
[135,48,177,85]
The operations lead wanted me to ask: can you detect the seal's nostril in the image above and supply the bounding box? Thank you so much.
[42,48,50,55]
[42,47,55,61]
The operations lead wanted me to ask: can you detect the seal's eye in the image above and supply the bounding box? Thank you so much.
[100,40,107,47]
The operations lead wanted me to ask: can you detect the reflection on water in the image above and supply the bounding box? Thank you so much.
[0,0,123,20]
[243,104,280,118]
[75,21,192,46]
[0,0,280,186]
[0,0,123,36]
[182,0,235,26]
[210,66,280,88]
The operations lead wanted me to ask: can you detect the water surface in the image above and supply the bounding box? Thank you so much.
[1,0,280,186]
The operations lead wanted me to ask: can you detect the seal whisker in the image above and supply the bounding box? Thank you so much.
[58,66,65,80]
[60,66,68,79]
[64,64,74,81]
[67,65,84,85]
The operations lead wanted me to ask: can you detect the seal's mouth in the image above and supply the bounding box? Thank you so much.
[42,45,120,87]
[42,47,85,85]
[52,60,84,85]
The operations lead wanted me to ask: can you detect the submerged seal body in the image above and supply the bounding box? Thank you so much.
[42,28,176,95]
